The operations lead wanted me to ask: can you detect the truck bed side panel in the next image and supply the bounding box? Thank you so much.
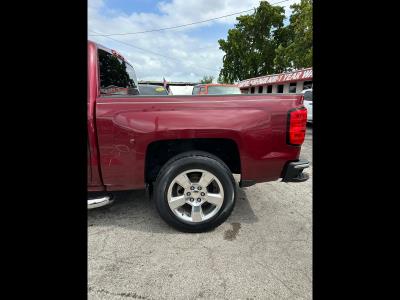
[95,94,303,190]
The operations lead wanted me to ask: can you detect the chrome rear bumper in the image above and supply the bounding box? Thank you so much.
[88,195,113,209]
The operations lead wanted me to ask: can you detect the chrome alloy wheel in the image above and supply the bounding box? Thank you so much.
[167,169,225,223]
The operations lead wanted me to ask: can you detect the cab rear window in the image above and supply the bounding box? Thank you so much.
[98,49,139,96]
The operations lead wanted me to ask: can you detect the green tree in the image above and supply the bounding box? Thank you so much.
[217,73,226,84]
[200,75,214,83]
[274,0,313,71]
[218,1,288,83]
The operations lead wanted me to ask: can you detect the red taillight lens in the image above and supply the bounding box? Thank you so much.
[287,107,307,145]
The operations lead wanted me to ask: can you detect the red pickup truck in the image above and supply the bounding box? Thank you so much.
[88,41,309,232]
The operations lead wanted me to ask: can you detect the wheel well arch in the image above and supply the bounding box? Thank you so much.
[144,138,241,184]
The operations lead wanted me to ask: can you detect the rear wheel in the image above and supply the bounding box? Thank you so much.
[153,151,236,232]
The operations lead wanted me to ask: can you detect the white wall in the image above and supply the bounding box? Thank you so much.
[168,86,194,95]
[283,84,290,93]
[296,81,304,92]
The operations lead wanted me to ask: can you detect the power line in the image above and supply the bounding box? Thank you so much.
[89,8,254,37]
[88,0,294,74]
[89,30,219,73]
[88,0,291,37]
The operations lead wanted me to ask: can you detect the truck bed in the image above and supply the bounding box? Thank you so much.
[93,93,304,191]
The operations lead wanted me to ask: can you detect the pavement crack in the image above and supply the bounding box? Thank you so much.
[89,287,150,299]
[88,227,114,236]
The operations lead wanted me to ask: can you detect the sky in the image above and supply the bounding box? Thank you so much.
[88,0,301,83]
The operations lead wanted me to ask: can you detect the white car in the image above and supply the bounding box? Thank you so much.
[302,89,313,123]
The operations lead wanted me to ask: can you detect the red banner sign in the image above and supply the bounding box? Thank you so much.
[238,68,312,88]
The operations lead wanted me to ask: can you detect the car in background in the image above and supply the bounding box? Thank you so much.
[139,84,168,96]
[302,88,313,123]
[192,84,242,95]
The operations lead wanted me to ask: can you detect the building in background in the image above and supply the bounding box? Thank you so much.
[139,80,196,95]
[238,67,312,94]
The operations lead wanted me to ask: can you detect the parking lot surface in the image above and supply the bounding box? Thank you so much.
[88,126,312,300]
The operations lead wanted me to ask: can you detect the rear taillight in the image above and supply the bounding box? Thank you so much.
[287,107,307,145]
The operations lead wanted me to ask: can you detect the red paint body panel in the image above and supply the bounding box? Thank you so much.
[87,41,305,191]
[87,41,104,191]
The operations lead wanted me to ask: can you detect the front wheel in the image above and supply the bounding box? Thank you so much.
[153,151,236,232]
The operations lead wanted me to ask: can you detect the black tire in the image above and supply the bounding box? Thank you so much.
[153,151,236,232]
